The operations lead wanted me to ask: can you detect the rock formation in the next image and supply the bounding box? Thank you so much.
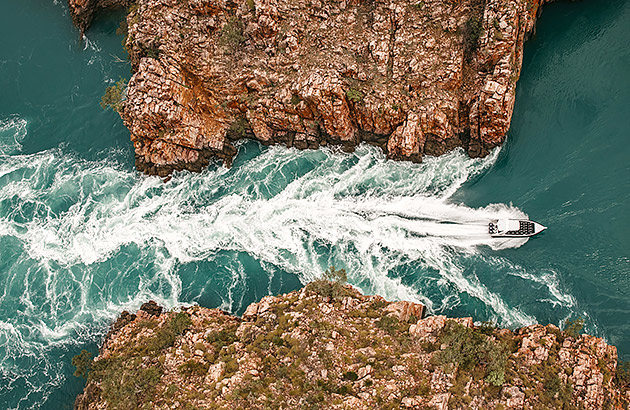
[69,0,551,176]
[74,282,629,409]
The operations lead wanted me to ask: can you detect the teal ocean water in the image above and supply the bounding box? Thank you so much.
[0,0,629,408]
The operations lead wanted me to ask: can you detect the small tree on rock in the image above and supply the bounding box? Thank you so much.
[563,317,584,338]
[100,78,127,113]
[72,349,92,378]
[323,266,347,283]
[306,266,350,300]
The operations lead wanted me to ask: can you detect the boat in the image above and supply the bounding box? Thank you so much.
[488,219,547,238]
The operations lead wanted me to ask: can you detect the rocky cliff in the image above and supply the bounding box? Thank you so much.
[74,282,629,410]
[69,0,550,176]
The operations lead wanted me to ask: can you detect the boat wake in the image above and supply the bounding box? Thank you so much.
[0,130,577,409]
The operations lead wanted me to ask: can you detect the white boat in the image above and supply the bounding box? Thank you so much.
[488,219,547,238]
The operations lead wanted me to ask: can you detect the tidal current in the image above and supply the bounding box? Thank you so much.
[1,1,629,408]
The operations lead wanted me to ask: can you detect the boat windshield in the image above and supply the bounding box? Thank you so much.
[497,219,521,232]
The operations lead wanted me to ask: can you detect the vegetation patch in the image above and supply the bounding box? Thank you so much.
[89,356,162,410]
[376,315,401,336]
[72,349,92,378]
[207,326,239,352]
[178,359,210,377]
[227,116,249,139]
[615,360,630,389]
[143,312,192,354]
[220,16,245,52]
[342,371,358,381]
[75,312,192,409]
[345,88,364,103]
[432,320,510,387]
[100,78,127,113]
[563,317,584,339]
[305,266,353,300]
[464,15,483,57]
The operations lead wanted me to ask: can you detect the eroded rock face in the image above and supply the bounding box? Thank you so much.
[69,0,550,176]
[74,284,629,410]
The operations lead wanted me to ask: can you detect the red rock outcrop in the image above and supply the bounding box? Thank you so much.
[74,283,629,409]
[70,0,550,175]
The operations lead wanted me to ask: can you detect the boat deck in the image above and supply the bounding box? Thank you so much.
[489,220,538,236]
[505,221,535,236]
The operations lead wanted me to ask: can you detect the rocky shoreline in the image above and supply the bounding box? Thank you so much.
[74,282,629,409]
[70,0,550,176]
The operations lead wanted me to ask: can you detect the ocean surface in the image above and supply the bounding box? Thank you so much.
[0,0,628,408]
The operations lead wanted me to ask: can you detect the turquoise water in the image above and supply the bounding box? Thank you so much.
[0,0,629,408]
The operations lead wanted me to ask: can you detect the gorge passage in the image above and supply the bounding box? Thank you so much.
[0,0,629,409]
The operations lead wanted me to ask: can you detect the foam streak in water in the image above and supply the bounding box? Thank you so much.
[0,116,27,156]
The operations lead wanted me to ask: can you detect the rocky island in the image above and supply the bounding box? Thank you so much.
[71,0,550,175]
[74,281,629,409]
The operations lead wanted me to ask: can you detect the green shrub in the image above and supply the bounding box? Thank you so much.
[548,325,564,344]
[306,280,351,300]
[290,93,302,105]
[100,78,127,113]
[345,88,364,103]
[89,356,162,410]
[224,357,239,375]
[178,359,210,377]
[305,266,351,300]
[563,317,584,338]
[343,371,358,381]
[220,16,245,51]
[411,1,425,10]
[72,349,93,378]
[464,16,483,57]
[271,334,285,346]
[144,312,192,354]
[616,360,630,388]
[336,383,353,395]
[165,383,178,397]
[83,311,192,410]
[207,327,238,351]
[433,321,510,386]
[477,321,496,335]
[485,368,505,387]
[543,371,562,397]
[227,116,249,138]
[376,316,400,336]
[371,299,389,310]
[116,18,128,48]
[323,266,347,283]
[142,45,160,59]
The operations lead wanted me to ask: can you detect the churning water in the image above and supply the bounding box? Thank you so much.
[0,0,629,408]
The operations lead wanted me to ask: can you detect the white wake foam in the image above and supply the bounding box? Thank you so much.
[0,116,27,155]
[0,142,580,409]
[0,144,562,323]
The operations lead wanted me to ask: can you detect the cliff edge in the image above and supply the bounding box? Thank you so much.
[69,0,550,176]
[74,283,629,409]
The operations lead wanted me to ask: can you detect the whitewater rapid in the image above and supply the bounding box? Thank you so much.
[0,116,577,409]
